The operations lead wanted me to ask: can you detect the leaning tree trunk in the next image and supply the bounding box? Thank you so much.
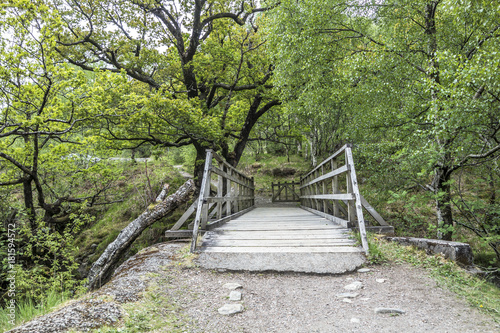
[86,179,195,290]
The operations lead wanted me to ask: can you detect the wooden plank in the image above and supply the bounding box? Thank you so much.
[210,166,254,189]
[208,229,348,235]
[191,151,213,252]
[214,225,344,231]
[205,206,255,230]
[301,206,351,228]
[206,196,254,203]
[360,194,389,226]
[217,161,223,219]
[300,165,349,189]
[345,147,369,252]
[207,149,252,183]
[201,239,357,247]
[165,230,206,238]
[204,233,350,240]
[301,194,354,200]
[169,201,196,231]
[301,144,348,180]
[199,246,364,253]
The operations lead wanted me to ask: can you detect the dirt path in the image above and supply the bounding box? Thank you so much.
[9,243,499,333]
[167,254,497,332]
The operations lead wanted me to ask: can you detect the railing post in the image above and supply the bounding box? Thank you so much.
[345,146,369,253]
[251,177,255,206]
[226,168,232,216]
[332,159,339,217]
[217,161,223,219]
[321,165,327,214]
[191,150,213,253]
[346,150,356,224]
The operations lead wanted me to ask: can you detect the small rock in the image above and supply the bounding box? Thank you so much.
[218,304,244,315]
[344,281,363,291]
[357,268,371,273]
[343,298,352,303]
[229,290,242,301]
[376,278,386,283]
[374,308,406,315]
[336,292,359,298]
[351,318,361,323]
[223,283,242,290]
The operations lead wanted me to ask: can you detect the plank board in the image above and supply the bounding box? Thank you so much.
[199,246,364,253]
[205,232,350,240]
[201,239,357,247]
[199,206,362,253]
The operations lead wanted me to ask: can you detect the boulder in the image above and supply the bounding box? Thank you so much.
[385,237,473,266]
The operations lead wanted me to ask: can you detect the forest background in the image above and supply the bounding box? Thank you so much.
[1,0,499,329]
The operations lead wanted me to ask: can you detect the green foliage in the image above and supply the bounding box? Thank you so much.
[10,212,88,303]
[267,0,500,259]
[90,278,193,333]
[0,289,70,332]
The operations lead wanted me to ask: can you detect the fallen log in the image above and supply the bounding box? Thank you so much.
[86,179,195,290]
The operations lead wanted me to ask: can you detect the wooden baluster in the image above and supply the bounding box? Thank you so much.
[217,161,223,220]
[332,159,339,217]
[191,150,212,252]
[226,168,232,216]
[322,165,327,213]
[346,153,356,225]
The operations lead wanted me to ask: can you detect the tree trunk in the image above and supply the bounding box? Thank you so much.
[434,166,453,240]
[193,144,207,191]
[22,176,36,228]
[308,137,317,167]
[86,179,195,290]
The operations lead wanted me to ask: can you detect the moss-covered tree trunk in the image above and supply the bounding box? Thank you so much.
[86,179,195,290]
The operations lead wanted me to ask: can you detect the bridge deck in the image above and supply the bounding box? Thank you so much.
[196,206,366,274]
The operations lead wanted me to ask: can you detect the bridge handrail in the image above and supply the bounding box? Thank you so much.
[190,149,255,252]
[299,144,369,253]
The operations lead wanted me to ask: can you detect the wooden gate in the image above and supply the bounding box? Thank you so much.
[271,181,300,202]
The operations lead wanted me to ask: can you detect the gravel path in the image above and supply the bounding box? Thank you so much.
[165,256,498,333]
[9,242,499,333]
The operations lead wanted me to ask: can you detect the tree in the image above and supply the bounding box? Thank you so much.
[0,0,128,227]
[52,0,281,186]
[0,0,136,301]
[268,0,500,246]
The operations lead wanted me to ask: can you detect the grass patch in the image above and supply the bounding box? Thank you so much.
[238,152,310,195]
[89,278,196,333]
[373,236,500,320]
[0,289,71,332]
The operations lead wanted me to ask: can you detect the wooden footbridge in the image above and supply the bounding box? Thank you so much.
[166,144,392,274]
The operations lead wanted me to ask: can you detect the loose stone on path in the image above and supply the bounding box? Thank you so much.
[218,304,244,315]
[357,268,371,273]
[344,281,363,291]
[374,308,406,315]
[336,292,359,299]
[223,283,242,290]
[229,290,242,301]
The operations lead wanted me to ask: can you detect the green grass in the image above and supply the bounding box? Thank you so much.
[0,289,71,332]
[87,277,196,333]
[372,236,500,320]
[75,158,188,265]
[238,152,311,195]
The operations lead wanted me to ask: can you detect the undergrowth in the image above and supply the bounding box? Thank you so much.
[88,277,196,333]
[0,289,71,332]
